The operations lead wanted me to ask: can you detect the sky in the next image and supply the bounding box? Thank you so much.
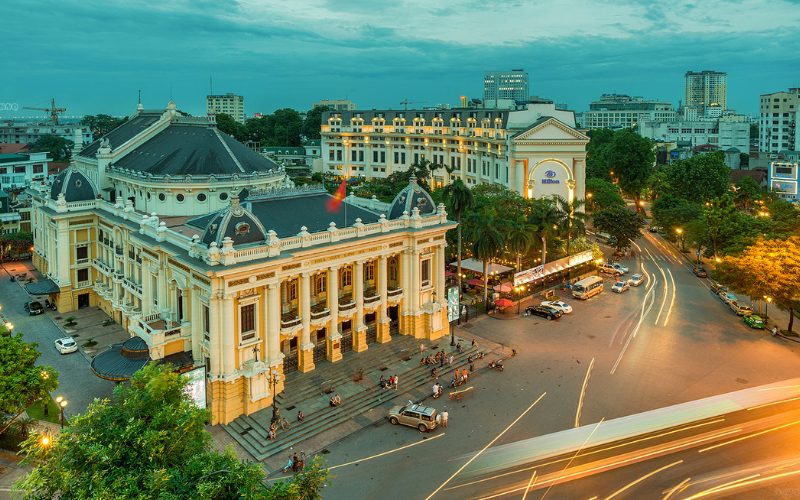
[2,0,799,121]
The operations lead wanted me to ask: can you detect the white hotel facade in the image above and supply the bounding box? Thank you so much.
[320,103,589,204]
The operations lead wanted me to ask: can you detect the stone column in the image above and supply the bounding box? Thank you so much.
[221,294,236,377]
[515,158,525,196]
[377,254,391,343]
[353,260,368,352]
[435,245,446,306]
[56,223,70,285]
[327,266,342,362]
[266,282,282,365]
[190,288,202,363]
[209,292,222,376]
[298,273,315,372]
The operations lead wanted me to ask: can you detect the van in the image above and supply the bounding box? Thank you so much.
[387,403,438,432]
[729,300,753,316]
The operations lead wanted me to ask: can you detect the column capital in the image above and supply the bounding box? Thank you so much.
[329,265,341,271]
[266,280,280,289]
[301,271,314,278]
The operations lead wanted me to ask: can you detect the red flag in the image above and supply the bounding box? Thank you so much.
[326,180,347,212]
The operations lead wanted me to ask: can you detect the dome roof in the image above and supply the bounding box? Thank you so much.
[200,196,268,247]
[387,175,436,219]
[50,167,97,202]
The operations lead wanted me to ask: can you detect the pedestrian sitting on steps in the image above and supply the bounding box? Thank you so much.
[329,393,342,407]
[297,410,305,422]
[268,422,277,440]
[280,417,290,430]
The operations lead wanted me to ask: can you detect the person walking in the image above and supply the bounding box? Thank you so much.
[393,374,399,391]
[420,343,425,354]
[448,354,454,366]
[441,410,449,428]
[292,453,300,472]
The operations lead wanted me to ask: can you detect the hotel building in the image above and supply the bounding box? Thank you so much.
[320,102,589,204]
[29,102,453,424]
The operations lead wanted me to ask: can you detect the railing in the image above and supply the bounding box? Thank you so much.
[76,257,89,265]
[76,280,92,289]
[310,307,330,320]
[339,299,356,311]
[387,287,403,297]
[281,317,302,328]
[123,278,142,295]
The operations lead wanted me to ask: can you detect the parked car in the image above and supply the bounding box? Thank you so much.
[710,281,728,294]
[719,291,737,304]
[525,305,563,320]
[648,225,662,233]
[387,403,438,432]
[611,280,630,293]
[611,263,629,274]
[54,337,78,354]
[692,266,708,278]
[24,301,44,316]
[599,264,623,276]
[540,300,573,314]
[729,300,753,316]
[744,314,765,329]
[628,274,645,286]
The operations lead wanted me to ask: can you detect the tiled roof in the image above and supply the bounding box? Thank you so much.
[79,112,162,158]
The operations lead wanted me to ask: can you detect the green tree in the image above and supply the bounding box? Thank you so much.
[442,179,473,291]
[504,215,536,273]
[585,128,615,180]
[592,206,646,252]
[717,236,800,332]
[733,176,762,209]
[585,178,624,211]
[663,152,731,203]
[466,209,505,311]
[17,364,328,498]
[554,196,588,260]
[528,197,561,267]
[606,129,655,209]
[80,114,128,138]
[0,332,58,433]
[28,134,72,161]
[268,108,304,147]
[0,231,33,259]
[651,194,702,236]
[302,105,329,140]
[647,168,672,201]
[215,113,248,141]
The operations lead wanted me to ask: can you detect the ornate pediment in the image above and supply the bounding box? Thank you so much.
[513,117,589,143]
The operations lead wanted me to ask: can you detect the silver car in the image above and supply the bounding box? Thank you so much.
[628,274,644,286]
[387,403,438,432]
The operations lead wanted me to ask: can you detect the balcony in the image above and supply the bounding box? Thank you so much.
[310,303,330,321]
[387,287,403,304]
[280,310,303,335]
[93,259,112,276]
[93,281,112,300]
[339,295,356,311]
[122,277,142,296]
[364,288,380,305]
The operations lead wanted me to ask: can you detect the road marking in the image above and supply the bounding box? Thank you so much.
[425,392,547,499]
[663,477,691,500]
[604,460,683,500]
[698,419,800,453]
[663,268,677,327]
[575,358,595,428]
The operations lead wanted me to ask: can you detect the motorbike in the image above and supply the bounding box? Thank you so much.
[489,359,504,371]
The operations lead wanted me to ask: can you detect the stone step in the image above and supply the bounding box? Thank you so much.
[223,346,484,460]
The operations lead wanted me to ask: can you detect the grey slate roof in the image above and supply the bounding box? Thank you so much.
[49,167,97,202]
[187,189,382,241]
[322,109,510,128]
[90,336,150,382]
[198,196,268,247]
[387,176,436,219]
[79,112,162,158]
[111,124,281,176]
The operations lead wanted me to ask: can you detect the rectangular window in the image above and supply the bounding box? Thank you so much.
[240,303,256,341]
[329,149,335,161]
[365,263,374,281]
[336,150,342,161]
[380,151,386,163]
[358,150,364,162]
[351,150,357,161]
[76,246,88,261]
[33,164,44,173]
[373,150,378,162]
[394,151,399,163]
[14,166,25,173]
[77,268,89,283]
[401,153,406,164]
[421,258,431,288]
[202,304,210,342]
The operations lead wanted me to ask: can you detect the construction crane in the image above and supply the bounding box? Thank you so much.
[23,98,66,125]
[400,98,425,110]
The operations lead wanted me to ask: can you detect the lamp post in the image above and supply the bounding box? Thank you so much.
[55,396,67,429]
[675,228,684,252]
[764,295,772,319]
[515,285,527,315]
[269,369,281,421]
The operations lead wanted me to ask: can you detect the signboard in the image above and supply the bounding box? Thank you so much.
[513,265,544,286]
[771,180,797,195]
[447,286,460,322]
[541,169,560,184]
[513,250,594,286]
[181,366,207,409]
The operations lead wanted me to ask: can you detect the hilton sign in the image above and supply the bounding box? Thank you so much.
[541,169,560,184]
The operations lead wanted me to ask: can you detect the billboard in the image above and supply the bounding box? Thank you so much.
[447,286,460,322]
[513,250,593,286]
[181,365,207,409]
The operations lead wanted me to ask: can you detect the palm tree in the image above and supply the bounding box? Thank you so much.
[443,179,474,292]
[528,198,561,269]
[467,209,504,312]
[554,196,588,261]
[504,215,536,273]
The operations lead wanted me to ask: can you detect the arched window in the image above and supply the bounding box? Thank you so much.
[340,267,352,287]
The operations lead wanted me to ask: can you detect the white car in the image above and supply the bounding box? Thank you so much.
[628,274,644,286]
[611,263,629,274]
[541,300,573,314]
[611,280,630,293]
[54,337,78,354]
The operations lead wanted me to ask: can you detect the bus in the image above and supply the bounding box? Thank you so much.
[572,276,604,300]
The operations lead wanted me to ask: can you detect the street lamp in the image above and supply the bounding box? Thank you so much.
[515,285,527,314]
[764,296,772,319]
[55,396,67,429]
[675,228,684,252]
[5,322,13,332]
[269,369,281,421]
[40,435,51,448]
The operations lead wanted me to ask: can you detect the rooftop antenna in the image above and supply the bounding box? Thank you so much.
[137,89,143,111]
[169,82,173,101]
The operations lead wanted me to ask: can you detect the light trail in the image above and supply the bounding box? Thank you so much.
[663,268,677,327]
[520,471,537,500]
[689,473,761,497]
[645,247,669,326]
[684,468,800,499]
[425,392,546,500]
[539,418,606,500]
[662,477,691,500]
[698,418,800,453]
[746,395,800,411]
[446,419,725,492]
[611,280,656,375]
[603,460,683,500]
[575,358,595,428]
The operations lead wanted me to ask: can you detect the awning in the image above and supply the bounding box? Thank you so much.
[91,336,150,382]
[450,258,513,275]
[160,350,194,373]
[25,278,60,295]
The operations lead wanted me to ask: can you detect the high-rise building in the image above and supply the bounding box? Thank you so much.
[483,69,529,104]
[758,88,800,153]
[578,94,676,129]
[312,99,357,111]
[206,93,246,123]
[684,71,727,110]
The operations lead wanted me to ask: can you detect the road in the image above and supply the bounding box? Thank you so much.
[317,231,800,499]
[0,263,114,418]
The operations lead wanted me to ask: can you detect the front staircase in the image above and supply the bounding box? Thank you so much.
[223,335,488,461]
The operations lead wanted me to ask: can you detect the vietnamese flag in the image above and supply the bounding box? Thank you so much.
[326,180,347,212]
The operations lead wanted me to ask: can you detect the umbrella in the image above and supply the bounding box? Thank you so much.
[467,278,484,287]
[495,298,514,308]
[445,270,455,277]
[493,282,513,293]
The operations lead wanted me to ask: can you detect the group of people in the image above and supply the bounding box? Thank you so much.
[379,374,399,391]
[329,393,342,407]
[283,451,307,473]
[432,382,444,398]
[450,368,470,388]
[421,350,455,367]
[266,408,307,440]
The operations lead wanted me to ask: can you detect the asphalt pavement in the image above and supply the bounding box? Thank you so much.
[0,263,114,419]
